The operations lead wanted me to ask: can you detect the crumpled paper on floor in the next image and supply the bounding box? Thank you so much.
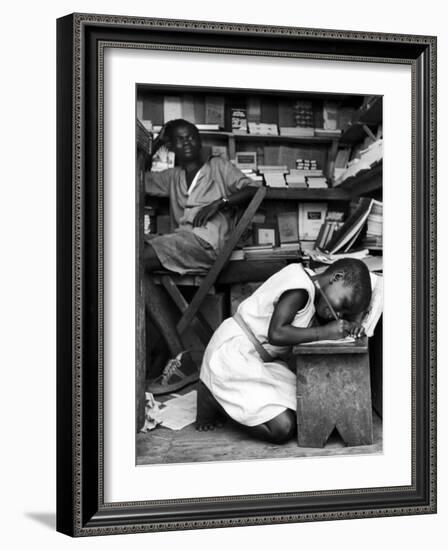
[140,390,197,432]
[157,390,197,430]
[140,392,163,432]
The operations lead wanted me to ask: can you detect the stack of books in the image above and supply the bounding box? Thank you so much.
[231,108,248,134]
[258,165,288,188]
[248,122,278,136]
[279,127,315,137]
[364,200,383,249]
[334,139,383,185]
[263,173,287,187]
[276,242,302,258]
[285,170,307,188]
[294,100,314,129]
[287,161,325,188]
[306,175,328,188]
[258,165,289,173]
[315,220,344,250]
[324,198,382,254]
[296,158,318,171]
[196,124,223,131]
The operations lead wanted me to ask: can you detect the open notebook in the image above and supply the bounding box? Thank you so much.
[303,272,383,345]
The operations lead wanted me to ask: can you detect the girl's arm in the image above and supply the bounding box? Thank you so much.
[267,289,353,346]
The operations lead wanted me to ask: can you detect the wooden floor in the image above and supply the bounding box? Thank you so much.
[136,386,382,465]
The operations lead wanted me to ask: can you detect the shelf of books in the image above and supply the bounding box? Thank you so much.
[140,89,383,268]
[264,188,350,201]
[197,131,337,144]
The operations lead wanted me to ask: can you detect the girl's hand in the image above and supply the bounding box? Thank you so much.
[322,319,353,340]
[347,322,365,339]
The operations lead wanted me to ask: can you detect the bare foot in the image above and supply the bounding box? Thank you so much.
[196,381,227,431]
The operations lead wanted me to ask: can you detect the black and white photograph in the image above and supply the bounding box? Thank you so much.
[53,9,437,538]
[2,0,444,545]
[135,86,384,465]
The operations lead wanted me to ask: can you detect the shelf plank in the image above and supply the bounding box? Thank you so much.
[199,131,336,144]
[265,188,350,201]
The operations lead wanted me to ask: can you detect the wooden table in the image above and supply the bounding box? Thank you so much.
[293,337,373,448]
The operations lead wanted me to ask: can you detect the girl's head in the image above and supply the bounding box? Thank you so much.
[315,259,372,321]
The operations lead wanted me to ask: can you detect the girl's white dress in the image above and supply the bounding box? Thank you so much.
[200,263,316,426]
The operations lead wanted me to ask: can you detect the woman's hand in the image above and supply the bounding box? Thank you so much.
[193,199,222,227]
[152,123,170,155]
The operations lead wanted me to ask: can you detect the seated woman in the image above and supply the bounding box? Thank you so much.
[196,259,372,444]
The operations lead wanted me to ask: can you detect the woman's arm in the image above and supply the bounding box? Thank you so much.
[267,289,354,346]
[192,187,257,227]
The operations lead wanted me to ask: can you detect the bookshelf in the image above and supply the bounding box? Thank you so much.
[137,87,367,184]
[139,87,383,253]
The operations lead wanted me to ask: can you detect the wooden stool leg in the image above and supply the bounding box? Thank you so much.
[333,359,373,446]
[296,353,373,448]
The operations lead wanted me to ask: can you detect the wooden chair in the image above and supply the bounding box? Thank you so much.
[135,117,268,428]
[150,186,267,348]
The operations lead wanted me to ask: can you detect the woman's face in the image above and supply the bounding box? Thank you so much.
[171,125,201,163]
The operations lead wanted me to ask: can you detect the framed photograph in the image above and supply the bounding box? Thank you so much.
[253,223,280,247]
[57,13,436,536]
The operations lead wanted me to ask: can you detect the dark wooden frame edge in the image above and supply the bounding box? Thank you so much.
[56,12,437,537]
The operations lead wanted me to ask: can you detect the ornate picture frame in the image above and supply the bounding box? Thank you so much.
[56,13,436,536]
